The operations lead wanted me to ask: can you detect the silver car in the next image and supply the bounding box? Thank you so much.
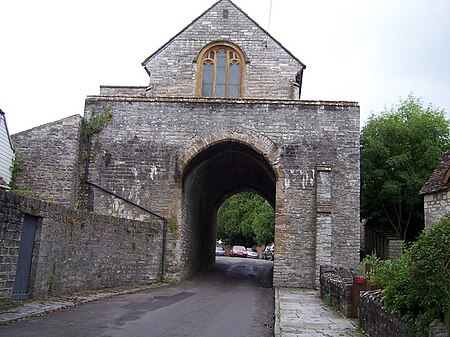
[215,246,226,256]
[246,248,259,259]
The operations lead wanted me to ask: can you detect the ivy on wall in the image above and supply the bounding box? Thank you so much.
[77,104,113,210]
[8,155,32,196]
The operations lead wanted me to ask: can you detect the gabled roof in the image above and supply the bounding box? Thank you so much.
[141,0,306,68]
[419,150,450,195]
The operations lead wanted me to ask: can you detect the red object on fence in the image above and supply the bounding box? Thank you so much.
[355,277,365,285]
[351,265,382,318]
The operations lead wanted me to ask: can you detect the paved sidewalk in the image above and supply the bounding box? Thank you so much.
[275,288,365,337]
[0,286,151,325]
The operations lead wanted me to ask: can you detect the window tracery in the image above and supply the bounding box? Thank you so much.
[197,43,244,98]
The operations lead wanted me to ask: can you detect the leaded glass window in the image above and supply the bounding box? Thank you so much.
[198,44,244,98]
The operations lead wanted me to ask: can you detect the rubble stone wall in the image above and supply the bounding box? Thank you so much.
[423,191,450,228]
[11,115,82,207]
[359,290,407,337]
[83,97,360,288]
[319,265,354,318]
[0,190,164,300]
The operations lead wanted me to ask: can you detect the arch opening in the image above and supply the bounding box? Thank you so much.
[180,140,276,277]
[216,191,275,252]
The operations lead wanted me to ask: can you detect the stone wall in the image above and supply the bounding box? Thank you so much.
[359,291,449,337]
[428,320,449,337]
[423,191,450,228]
[11,115,82,207]
[319,265,354,318]
[82,96,360,288]
[359,290,407,337]
[0,190,164,300]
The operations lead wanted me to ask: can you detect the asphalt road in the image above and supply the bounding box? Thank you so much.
[0,257,274,337]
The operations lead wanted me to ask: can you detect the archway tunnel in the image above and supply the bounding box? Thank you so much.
[181,140,276,277]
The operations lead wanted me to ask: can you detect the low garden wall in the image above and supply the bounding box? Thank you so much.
[359,290,448,337]
[319,265,354,317]
[359,290,407,337]
[0,190,165,300]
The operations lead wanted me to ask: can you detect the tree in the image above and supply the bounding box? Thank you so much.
[361,95,449,240]
[216,191,274,246]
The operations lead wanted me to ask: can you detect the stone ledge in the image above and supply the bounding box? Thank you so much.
[86,95,360,107]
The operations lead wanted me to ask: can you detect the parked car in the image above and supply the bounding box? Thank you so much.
[215,246,226,256]
[263,245,274,261]
[246,248,259,259]
[231,245,247,257]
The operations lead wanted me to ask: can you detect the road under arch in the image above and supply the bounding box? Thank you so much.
[180,140,276,278]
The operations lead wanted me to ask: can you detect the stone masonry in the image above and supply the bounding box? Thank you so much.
[0,190,164,299]
[423,191,450,228]
[140,0,305,100]
[359,290,408,337]
[83,96,360,287]
[11,115,82,207]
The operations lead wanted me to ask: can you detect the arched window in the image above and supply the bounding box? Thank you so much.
[197,43,245,98]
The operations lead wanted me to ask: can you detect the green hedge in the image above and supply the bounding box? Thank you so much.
[369,217,450,337]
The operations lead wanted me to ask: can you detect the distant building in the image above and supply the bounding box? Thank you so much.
[0,109,15,189]
[419,150,450,227]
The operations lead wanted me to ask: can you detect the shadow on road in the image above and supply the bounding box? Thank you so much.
[192,256,273,288]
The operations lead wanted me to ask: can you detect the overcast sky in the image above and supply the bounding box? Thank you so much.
[2,0,449,134]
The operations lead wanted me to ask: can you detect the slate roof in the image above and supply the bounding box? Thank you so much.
[419,150,450,195]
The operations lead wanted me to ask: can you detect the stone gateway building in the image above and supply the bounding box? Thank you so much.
[10,0,360,290]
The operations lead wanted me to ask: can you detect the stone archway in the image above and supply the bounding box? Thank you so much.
[74,97,360,289]
[176,131,284,280]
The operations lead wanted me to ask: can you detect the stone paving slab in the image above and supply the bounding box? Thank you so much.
[275,288,365,337]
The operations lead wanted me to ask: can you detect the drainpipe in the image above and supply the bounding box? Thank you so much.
[85,181,168,283]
